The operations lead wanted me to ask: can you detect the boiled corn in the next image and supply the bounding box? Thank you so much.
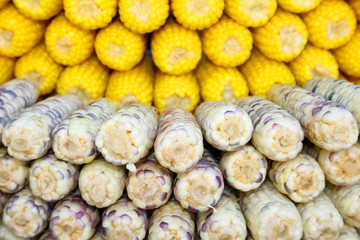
[0,55,15,85]
[0,224,30,240]
[349,0,360,22]
[13,0,63,20]
[336,224,360,240]
[277,0,323,13]
[0,0,9,9]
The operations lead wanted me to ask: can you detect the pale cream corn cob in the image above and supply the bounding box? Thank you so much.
[195,101,253,151]
[277,0,323,13]
[95,103,158,172]
[79,158,126,208]
[0,55,15,85]
[3,188,51,238]
[349,0,360,22]
[0,224,31,240]
[101,197,148,240]
[13,0,63,20]
[220,145,267,192]
[336,224,360,240]
[297,193,344,240]
[0,190,10,214]
[148,199,195,240]
[174,150,224,212]
[2,94,83,161]
[154,107,203,173]
[239,180,303,240]
[52,98,116,164]
[49,192,100,240]
[267,84,359,151]
[236,96,304,161]
[0,152,29,193]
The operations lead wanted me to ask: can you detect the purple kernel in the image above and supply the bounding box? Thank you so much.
[102,227,108,236]
[76,211,84,219]
[284,183,292,193]
[120,214,132,222]
[146,204,156,210]
[216,176,222,188]
[201,223,207,232]
[160,192,168,201]
[156,176,166,185]
[159,222,168,230]
[108,210,116,217]
[312,107,322,117]
[255,173,263,183]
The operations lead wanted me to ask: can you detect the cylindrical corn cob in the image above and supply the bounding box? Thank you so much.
[29,154,78,202]
[12,0,63,20]
[267,84,359,151]
[119,0,169,34]
[95,103,158,172]
[148,199,195,240]
[49,192,100,240]
[220,145,267,192]
[150,18,202,75]
[2,94,83,161]
[95,20,147,71]
[297,193,344,240]
[0,190,10,214]
[45,13,96,66]
[240,180,303,240]
[52,98,116,164]
[325,183,360,228]
[79,158,126,208]
[336,224,360,240]
[0,152,29,193]
[101,197,148,240]
[277,0,323,13]
[236,96,304,161]
[349,0,360,21]
[195,101,253,151]
[127,153,173,209]
[154,107,203,173]
[0,224,30,240]
[3,188,50,238]
[0,55,15,85]
[174,150,224,212]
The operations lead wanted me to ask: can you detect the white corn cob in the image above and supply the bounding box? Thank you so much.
[49,192,100,240]
[126,153,173,210]
[269,152,325,203]
[325,183,360,228]
[197,189,247,240]
[101,197,148,240]
[236,96,304,161]
[53,98,116,165]
[148,199,195,240]
[0,190,10,215]
[95,103,158,172]
[2,188,51,238]
[303,142,360,186]
[0,224,31,240]
[2,94,83,160]
[154,107,203,173]
[220,145,267,192]
[29,154,78,202]
[240,180,303,240]
[268,84,359,151]
[78,157,126,208]
[195,101,253,151]
[174,150,224,212]
[297,193,344,240]
[336,224,360,240]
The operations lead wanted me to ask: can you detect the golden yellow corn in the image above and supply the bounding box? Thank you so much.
[0,0,9,9]
[95,20,147,71]
[277,0,323,13]
[119,0,169,34]
[0,54,15,85]
[171,0,224,30]
[349,0,360,21]
[195,57,249,104]
[151,18,202,75]
[0,4,47,57]
[64,0,117,30]
[239,48,296,98]
[301,0,357,49]
[153,70,200,112]
[106,55,154,107]
[12,0,63,20]
[14,42,63,95]
[201,16,253,67]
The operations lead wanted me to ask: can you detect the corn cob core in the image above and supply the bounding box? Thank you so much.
[148,199,195,240]
[12,0,63,20]
[336,224,360,240]
[277,0,323,13]
[0,153,29,193]
[240,180,303,240]
[79,158,126,208]
[268,84,359,151]
[349,0,360,21]
[0,224,30,240]
[0,55,15,85]
[3,188,50,238]
[101,197,148,240]
[0,190,10,215]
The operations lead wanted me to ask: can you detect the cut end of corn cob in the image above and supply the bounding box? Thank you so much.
[277,0,323,13]
[13,0,63,20]
[0,152,29,193]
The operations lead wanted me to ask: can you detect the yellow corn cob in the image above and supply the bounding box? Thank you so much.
[119,0,169,34]
[56,55,110,104]
[151,18,202,75]
[14,42,63,95]
[0,54,15,85]
[224,0,277,27]
[171,0,224,30]
[239,48,296,98]
[277,0,323,13]
[106,55,154,108]
[0,4,47,57]
[45,13,96,66]
[333,26,360,77]
[95,20,147,71]
[301,0,357,49]
[289,44,339,86]
[0,0,9,9]
[63,0,117,30]
[252,9,308,62]
[349,0,360,21]
[12,0,62,20]
[201,16,253,67]
[153,70,200,112]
